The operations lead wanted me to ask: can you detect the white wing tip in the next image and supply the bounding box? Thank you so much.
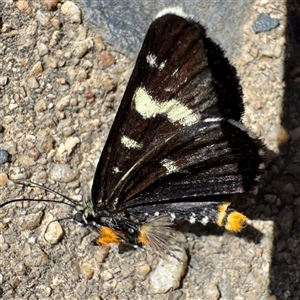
[156,7,189,20]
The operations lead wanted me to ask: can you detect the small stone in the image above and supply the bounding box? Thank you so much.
[44,221,63,244]
[136,262,151,279]
[0,76,8,85]
[37,135,53,153]
[99,51,116,69]
[0,141,17,155]
[57,118,72,131]
[22,212,43,230]
[166,291,184,300]
[24,247,49,267]
[16,155,36,166]
[116,278,136,291]
[35,285,52,298]
[82,60,93,69]
[121,264,134,278]
[58,60,66,68]
[56,95,70,111]
[8,102,18,111]
[204,284,220,300]
[277,206,294,234]
[28,61,43,77]
[49,31,63,47]
[67,66,77,81]
[76,25,87,41]
[80,263,94,279]
[56,77,67,84]
[94,36,105,52]
[0,173,8,186]
[36,10,51,26]
[51,17,62,29]
[60,84,70,92]
[42,0,59,10]
[101,270,113,281]
[147,248,188,294]
[253,13,280,33]
[100,77,114,91]
[34,99,47,112]
[61,1,81,23]
[102,279,117,290]
[86,89,95,100]
[47,56,57,68]
[37,43,48,56]
[49,163,75,182]
[94,246,110,263]
[70,98,77,106]
[27,77,40,89]
[0,242,9,252]
[16,0,28,10]
[64,51,72,59]
[76,69,87,81]
[70,260,80,275]
[261,43,283,59]
[56,136,80,162]
[73,38,94,58]
[0,150,9,164]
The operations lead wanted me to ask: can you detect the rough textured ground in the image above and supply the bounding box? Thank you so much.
[0,0,299,299]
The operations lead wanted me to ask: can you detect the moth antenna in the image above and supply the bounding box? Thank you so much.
[12,179,77,205]
[0,179,78,209]
[0,198,76,209]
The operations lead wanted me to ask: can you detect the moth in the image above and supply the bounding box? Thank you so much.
[1,10,264,251]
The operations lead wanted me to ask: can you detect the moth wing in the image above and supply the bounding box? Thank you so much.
[92,14,263,211]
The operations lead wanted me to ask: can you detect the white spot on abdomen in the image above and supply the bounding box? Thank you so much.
[200,216,209,225]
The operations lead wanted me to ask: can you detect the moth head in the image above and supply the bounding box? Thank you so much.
[72,201,95,226]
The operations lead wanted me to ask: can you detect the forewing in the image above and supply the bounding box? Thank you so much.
[92,14,263,211]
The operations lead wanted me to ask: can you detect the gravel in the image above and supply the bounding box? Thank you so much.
[1,0,299,299]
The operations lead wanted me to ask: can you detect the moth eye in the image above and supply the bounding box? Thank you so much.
[73,212,84,224]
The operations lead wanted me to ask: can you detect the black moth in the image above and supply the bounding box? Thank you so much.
[2,11,264,251]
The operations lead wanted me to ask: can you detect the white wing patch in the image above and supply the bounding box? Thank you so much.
[159,60,166,70]
[203,117,224,122]
[146,53,157,67]
[133,87,198,126]
[112,167,122,174]
[156,7,188,19]
[161,158,180,175]
[121,135,143,149]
